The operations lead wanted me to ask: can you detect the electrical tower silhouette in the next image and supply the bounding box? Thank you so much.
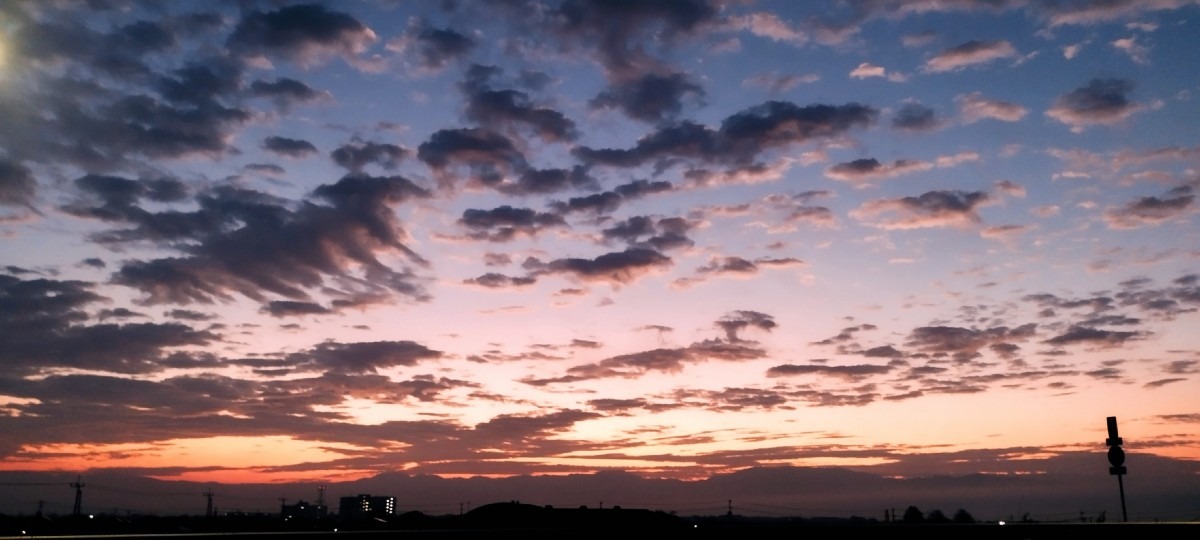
[70,476,85,516]
[203,489,215,518]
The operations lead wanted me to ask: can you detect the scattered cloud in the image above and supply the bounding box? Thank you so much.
[922,40,1016,73]
[956,92,1028,123]
[1046,78,1142,132]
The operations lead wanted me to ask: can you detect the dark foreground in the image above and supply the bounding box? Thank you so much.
[4,515,1199,540]
[2,523,1199,540]
[4,502,1198,539]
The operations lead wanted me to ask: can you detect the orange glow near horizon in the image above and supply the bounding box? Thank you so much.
[146,468,378,485]
[0,436,371,477]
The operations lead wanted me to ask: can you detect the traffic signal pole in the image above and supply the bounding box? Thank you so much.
[1105,416,1128,522]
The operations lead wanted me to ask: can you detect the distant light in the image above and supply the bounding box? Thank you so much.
[693,524,698,528]
[999,520,1006,526]
[89,514,94,519]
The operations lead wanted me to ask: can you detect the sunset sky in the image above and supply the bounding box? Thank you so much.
[1,0,1198,518]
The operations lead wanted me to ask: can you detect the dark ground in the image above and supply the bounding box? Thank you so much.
[3,506,1197,539]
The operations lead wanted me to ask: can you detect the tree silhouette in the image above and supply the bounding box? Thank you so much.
[902,506,924,523]
[952,508,976,524]
[926,509,949,523]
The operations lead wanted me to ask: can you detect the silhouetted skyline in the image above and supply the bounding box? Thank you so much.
[0,0,1197,522]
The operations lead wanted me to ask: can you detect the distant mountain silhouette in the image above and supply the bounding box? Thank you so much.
[3,454,1197,522]
[461,501,681,529]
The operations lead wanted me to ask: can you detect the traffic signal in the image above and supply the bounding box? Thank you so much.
[1106,416,1126,475]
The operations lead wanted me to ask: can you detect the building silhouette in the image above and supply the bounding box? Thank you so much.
[281,499,328,520]
[338,494,395,518]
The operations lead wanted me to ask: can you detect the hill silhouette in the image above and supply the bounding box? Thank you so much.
[2,455,1198,522]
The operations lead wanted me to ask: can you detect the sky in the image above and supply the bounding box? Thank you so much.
[1,0,1199,521]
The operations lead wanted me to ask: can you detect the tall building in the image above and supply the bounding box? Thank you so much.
[338,494,395,518]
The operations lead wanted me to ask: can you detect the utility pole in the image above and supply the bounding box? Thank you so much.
[726,499,732,517]
[70,476,85,517]
[203,489,215,518]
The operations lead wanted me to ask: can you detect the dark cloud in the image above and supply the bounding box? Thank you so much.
[1043,326,1142,348]
[590,71,705,123]
[851,190,990,229]
[227,4,376,66]
[694,256,759,278]
[1022,292,1115,313]
[0,274,217,375]
[263,136,319,158]
[1164,360,1199,375]
[812,324,877,346]
[767,363,893,380]
[156,57,243,107]
[574,101,876,169]
[891,102,941,132]
[863,345,905,358]
[263,300,331,317]
[417,128,528,189]
[687,338,768,361]
[245,163,286,176]
[907,324,1037,356]
[98,307,145,320]
[500,167,597,196]
[249,77,330,109]
[715,310,776,341]
[331,140,410,172]
[551,0,719,82]
[550,179,674,215]
[672,387,789,412]
[1104,185,1194,229]
[483,252,512,267]
[528,248,673,285]
[1144,378,1186,388]
[459,205,567,242]
[755,257,804,268]
[110,174,431,307]
[1085,367,1123,380]
[412,25,476,70]
[587,397,657,413]
[1046,78,1140,130]
[601,215,694,251]
[287,340,442,374]
[1,70,252,171]
[14,15,177,78]
[552,191,624,215]
[0,11,253,172]
[165,309,215,321]
[61,174,191,233]
[825,158,931,183]
[785,386,880,407]
[79,174,189,208]
[526,336,767,385]
[0,158,37,209]
[461,64,577,143]
[463,273,538,289]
